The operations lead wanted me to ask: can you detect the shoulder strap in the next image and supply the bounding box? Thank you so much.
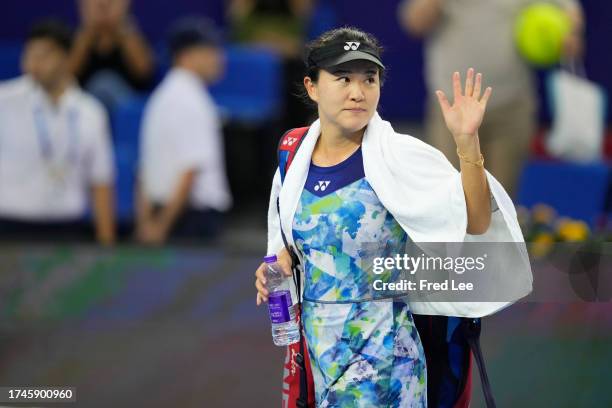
[275,126,310,294]
[275,127,311,407]
[461,318,496,408]
[278,127,310,183]
[275,126,309,299]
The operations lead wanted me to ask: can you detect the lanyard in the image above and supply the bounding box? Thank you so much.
[32,104,79,165]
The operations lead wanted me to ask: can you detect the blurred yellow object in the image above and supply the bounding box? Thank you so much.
[556,218,590,241]
[530,232,555,258]
[514,3,571,67]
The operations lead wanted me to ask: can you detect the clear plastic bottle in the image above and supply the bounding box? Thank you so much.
[264,255,300,346]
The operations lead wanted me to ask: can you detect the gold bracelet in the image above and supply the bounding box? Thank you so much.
[456,148,485,167]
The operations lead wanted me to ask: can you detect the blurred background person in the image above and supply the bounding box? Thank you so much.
[0,19,116,245]
[69,0,155,110]
[227,0,314,129]
[228,0,311,57]
[398,0,585,199]
[136,17,232,246]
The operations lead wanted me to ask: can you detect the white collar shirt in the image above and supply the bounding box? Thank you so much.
[0,76,115,220]
[139,68,232,211]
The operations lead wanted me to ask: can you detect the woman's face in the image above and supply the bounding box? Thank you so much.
[305,60,381,135]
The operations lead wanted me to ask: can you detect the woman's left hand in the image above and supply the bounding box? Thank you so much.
[436,68,492,151]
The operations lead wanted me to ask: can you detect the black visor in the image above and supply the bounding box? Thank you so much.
[307,40,384,70]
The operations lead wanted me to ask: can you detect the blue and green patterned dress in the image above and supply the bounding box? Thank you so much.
[292,147,427,407]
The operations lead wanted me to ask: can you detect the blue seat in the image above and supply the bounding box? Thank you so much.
[111,98,147,222]
[518,160,612,227]
[0,42,22,80]
[209,45,282,124]
[307,0,338,40]
[111,97,147,143]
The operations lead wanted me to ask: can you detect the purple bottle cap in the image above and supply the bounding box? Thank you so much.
[263,255,278,263]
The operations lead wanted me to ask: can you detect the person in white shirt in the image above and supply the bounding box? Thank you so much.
[0,20,115,244]
[398,0,584,198]
[137,17,232,245]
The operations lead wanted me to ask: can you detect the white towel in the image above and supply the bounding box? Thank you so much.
[267,112,532,317]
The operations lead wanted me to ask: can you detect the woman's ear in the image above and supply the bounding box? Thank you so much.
[304,76,318,103]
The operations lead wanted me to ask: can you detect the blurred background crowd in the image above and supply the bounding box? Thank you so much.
[0,0,610,247]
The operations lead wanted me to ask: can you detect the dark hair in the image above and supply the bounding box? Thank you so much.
[298,27,386,106]
[304,26,385,84]
[27,19,73,52]
[167,16,222,59]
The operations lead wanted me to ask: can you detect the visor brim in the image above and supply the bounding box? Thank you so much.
[318,50,385,70]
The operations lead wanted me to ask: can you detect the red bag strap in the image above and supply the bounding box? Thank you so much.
[278,127,310,183]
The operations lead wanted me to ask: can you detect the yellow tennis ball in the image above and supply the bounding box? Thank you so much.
[515,3,572,67]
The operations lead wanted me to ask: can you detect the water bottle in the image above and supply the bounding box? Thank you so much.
[264,255,300,346]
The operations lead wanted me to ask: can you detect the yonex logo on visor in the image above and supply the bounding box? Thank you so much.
[344,42,360,51]
[307,40,385,69]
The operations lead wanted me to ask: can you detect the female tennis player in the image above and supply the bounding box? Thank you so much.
[255,27,531,407]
